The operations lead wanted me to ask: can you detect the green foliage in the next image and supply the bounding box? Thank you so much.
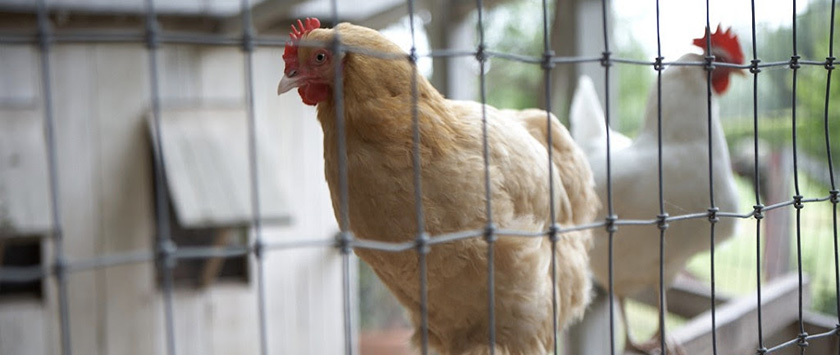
[483,0,550,110]
[727,2,840,170]
[615,35,653,138]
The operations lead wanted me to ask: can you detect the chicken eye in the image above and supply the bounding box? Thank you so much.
[315,52,327,63]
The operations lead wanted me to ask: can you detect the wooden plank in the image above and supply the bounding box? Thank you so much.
[0,43,52,235]
[630,274,732,319]
[763,312,838,355]
[149,105,292,228]
[50,43,104,355]
[764,149,792,281]
[0,45,38,106]
[89,43,157,355]
[0,108,52,237]
[0,299,50,355]
[219,0,314,33]
[356,0,422,30]
[672,273,806,354]
[801,311,839,354]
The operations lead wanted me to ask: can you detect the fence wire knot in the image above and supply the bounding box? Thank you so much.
[241,31,255,53]
[653,56,665,71]
[145,19,160,50]
[826,56,836,71]
[484,223,497,243]
[476,44,488,63]
[415,232,430,254]
[750,59,762,74]
[797,332,809,348]
[756,347,768,354]
[790,55,801,70]
[547,224,560,243]
[53,255,67,277]
[657,213,669,231]
[600,51,612,68]
[408,47,418,65]
[253,240,265,259]
[542,50,555,70]
[707,207,720,224]
[36,17,53,50]
[605,214,618,233]
[830,189,839,204]
[157,239,177,269]
[753,204,765,220]
[793,195,804,210]
[703,55,716,71]
[335,231,354,254]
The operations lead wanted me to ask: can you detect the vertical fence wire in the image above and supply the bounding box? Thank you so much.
[653,0,668,352]
[142,0,178,353]
[537,0,560,353]
[35,1,72,354]
[789,1,809,352]
[749,0,767,352]
[472,0,497,352]
[823,0,840,342]
[406,1,431,354]
[599,0,617,352]
[325,1,354,353]
[237,1,269,354]
[701,0,719,352]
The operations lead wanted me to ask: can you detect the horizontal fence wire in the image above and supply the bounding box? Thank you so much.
[0,0,838,354]
[0,196,834,270]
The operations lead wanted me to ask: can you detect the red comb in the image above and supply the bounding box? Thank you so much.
[693,24,744,64]
[283,18,321,75]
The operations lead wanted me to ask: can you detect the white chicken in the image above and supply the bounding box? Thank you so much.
[570,25,743,353]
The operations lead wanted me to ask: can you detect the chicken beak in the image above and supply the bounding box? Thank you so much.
[277,74,301,95]
[732,68,747,76]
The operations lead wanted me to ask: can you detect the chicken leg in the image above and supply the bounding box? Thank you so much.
[622,288,686,355]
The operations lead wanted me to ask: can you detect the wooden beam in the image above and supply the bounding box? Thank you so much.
[630,274,732,319]
[355,1,418,30]
[199,228,234,288]
[800,311,839,354]
[671,273,806,354]
[220,0,311,34]
[764,149,792,281]
[762,311,839,354]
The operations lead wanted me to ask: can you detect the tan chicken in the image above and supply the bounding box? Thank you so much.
[277,18,600,355]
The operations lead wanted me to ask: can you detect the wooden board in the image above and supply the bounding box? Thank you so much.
[148,105,291,228]
[0,108,52,236]
[672,273,806,354]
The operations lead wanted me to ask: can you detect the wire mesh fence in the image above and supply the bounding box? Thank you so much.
[0,0,838,354]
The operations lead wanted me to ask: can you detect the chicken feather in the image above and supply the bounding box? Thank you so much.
[278,21,600,354]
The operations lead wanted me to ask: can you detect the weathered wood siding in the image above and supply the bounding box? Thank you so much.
[0,43,349,355]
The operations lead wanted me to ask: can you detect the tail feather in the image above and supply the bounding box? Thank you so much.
[506,108,600,226]
[569,75,631,160]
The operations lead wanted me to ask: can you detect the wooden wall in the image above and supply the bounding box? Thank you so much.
[0,42,351,354]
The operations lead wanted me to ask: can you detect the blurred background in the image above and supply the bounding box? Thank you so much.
[0,0,838,354]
